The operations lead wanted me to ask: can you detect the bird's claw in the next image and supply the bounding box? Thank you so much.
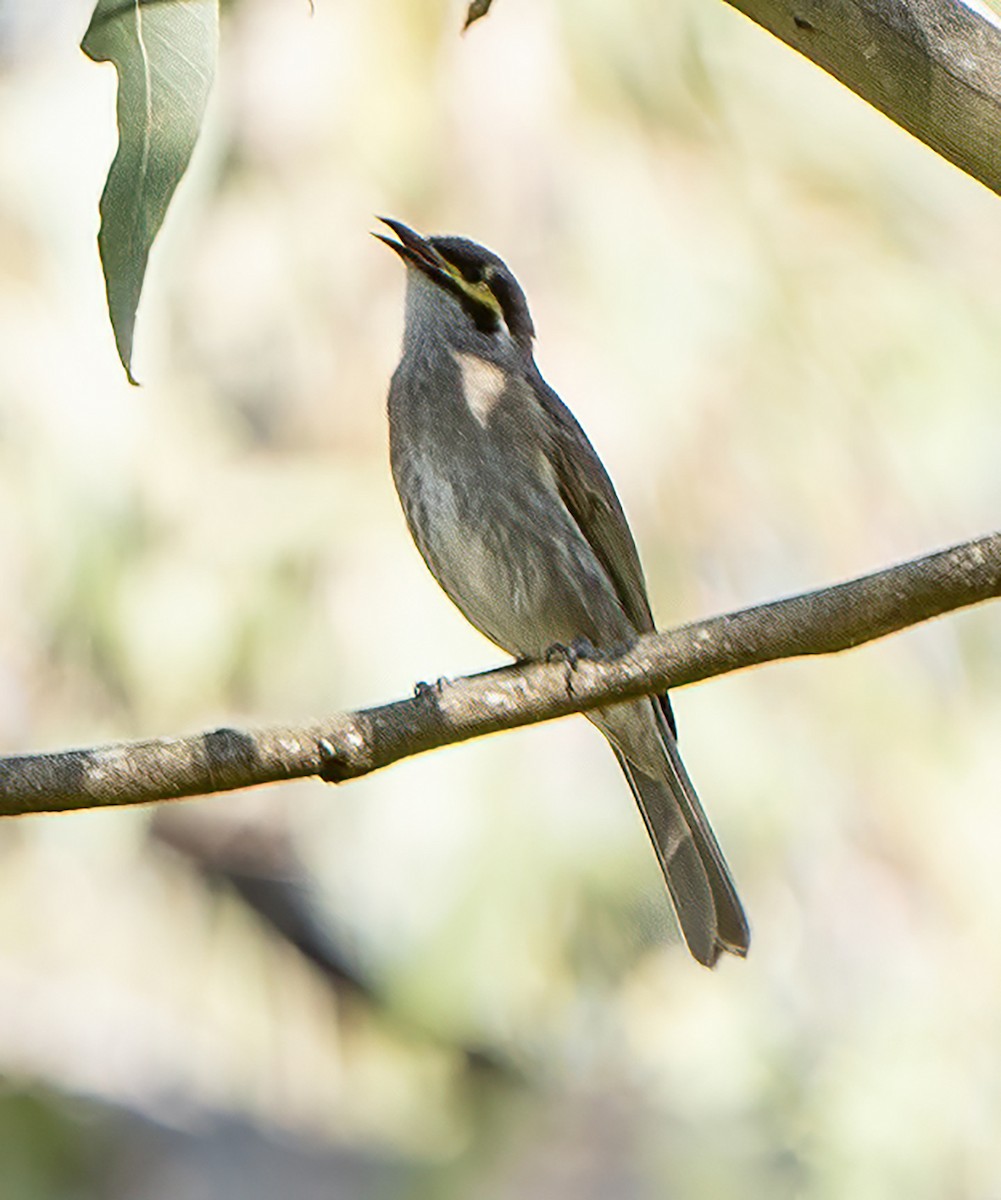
[414,677,448,700]
[543,638,603,698]
[544,638,599,668]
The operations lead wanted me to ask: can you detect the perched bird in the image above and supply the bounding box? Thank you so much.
[378,218,748,966]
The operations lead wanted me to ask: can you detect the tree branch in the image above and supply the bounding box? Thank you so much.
[2,531,998,818]
[720,0,1001,198]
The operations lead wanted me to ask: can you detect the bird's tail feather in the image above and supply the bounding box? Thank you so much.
[614,750,721,965]
[652,697,749,958]
[598,698,749,966]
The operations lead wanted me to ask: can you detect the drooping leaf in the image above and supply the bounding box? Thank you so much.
[463,0,493,31]
[82,0,219,383]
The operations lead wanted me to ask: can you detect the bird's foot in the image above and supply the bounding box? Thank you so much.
[544,638,606,699]
[413,677,448,701]
[544,637,601,668]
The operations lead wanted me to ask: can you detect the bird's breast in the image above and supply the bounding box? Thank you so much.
[388,348,632,656]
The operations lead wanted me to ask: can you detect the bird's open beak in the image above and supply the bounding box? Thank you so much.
[375,216,504,334]
[374,217,455,285]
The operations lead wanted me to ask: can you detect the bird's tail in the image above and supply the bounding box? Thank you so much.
[593,699,749,967]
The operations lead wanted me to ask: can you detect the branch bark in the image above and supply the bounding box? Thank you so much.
[1,531,998,818]
[720,0,1001,198]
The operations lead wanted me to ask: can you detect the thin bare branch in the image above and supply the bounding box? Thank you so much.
[1,531,997,817]
[721,0,1001,197]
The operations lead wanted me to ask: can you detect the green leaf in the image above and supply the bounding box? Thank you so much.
[82,0,219,384]
[463,0,493,31]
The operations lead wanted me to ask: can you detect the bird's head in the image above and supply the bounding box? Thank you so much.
[376,217,535,352]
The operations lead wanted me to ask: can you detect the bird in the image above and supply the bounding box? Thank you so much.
[377,218,749,966]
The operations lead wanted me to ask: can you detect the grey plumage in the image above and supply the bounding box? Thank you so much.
[379,220,749,966]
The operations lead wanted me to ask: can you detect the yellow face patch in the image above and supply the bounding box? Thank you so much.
[447,263,503,323]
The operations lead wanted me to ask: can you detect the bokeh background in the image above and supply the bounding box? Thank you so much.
[1,0,1000,1195]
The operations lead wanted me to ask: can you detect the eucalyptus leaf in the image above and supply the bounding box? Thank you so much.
[82,0,218,383]
[464,0,493,31]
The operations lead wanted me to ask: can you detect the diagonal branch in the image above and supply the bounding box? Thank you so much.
[720,0,1001,198]
[1,530,998,818]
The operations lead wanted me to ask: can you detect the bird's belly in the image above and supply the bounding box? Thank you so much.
[397,449,630,659]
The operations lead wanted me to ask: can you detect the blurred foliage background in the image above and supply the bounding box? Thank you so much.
[1,0,1001,1195]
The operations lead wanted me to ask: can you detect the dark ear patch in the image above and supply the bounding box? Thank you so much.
[466,298,501,334]
[490,272,535,342]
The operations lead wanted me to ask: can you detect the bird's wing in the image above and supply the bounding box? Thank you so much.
[531,369,656,636]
